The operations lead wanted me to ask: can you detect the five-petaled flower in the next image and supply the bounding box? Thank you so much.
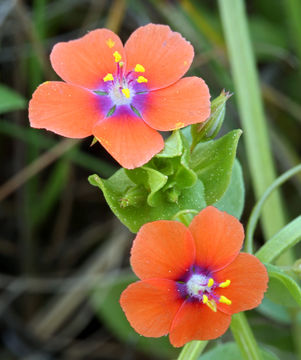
[29,24,211,169]
[120,206,268,347]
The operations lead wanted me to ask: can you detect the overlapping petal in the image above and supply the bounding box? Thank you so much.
[130,220,195,280]
[50,29,125,89]
[215,253,268,315]
[93,112,164,169]
[120,279,183,337]
[142,77,210,131]
[29,81,101,138]
[125,24,194,90]
[189,207,244,272]
[169,301,231,347]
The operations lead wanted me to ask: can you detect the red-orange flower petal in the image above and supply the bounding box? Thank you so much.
[142,77,210,131]
[50,29,125,89]
[189,206,244,272]
[120,279,183,338]
[125,24,194,90]
[29,81,101,138]
[169,301,231,347]
[130,220,195,280]
[215,253,268,315]
[93,112,164,169]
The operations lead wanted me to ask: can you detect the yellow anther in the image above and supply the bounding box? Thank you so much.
[137,76,148,83]
[103,73,114,82]
[135,64,145,72]
[113,51,122,62]
[122,88,130,98]
[106,38,115,48]
[202,295,208,304]
[219,295,232,305]
[207,278,214,287]
[206,299,217,312]
[219,280,231,288]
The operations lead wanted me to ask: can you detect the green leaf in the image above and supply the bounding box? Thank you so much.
[200,342,279,360]
[257,297,291,325]
[0,84,26,113]
[88,171,206,233]
[156,130,183,158]
[125,166,168,207]
[214,159,245,219]
[90,272,179,358]
[191,90,231,149]
[190,129,242,205]
[264,263,301,308]
[255,216,301,263]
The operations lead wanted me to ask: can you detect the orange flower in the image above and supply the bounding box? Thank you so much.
[120,206,268,347]
[29,24,210,169]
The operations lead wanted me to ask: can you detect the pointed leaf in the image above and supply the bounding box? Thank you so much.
[214,159,245,219]
[190,129,242,204]
[265,263,301,308]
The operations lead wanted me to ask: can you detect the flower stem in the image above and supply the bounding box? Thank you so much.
[177,340,208,360]
[245,164,301,254]
[230,313,263,360]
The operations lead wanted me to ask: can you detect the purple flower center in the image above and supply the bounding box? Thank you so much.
[177,265,232,312]
[93,52,149,118]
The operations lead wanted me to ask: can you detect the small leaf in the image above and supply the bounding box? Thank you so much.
[214,159,245,219]
[88,171,206,233]
[0,84,26,113]
[200,342,279,360]
[156,130,183,158]
[265,263,301,308]
[90,272,179,358]
[190,129,242,205]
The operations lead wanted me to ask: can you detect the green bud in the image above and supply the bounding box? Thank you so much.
[191,89,232,150]
[120,185,146,208]
[165,187,181,203]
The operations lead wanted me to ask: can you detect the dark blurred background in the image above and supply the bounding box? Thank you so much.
[0,0,300,359]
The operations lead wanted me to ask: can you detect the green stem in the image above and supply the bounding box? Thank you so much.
[218,0,286,240]
[177,340,208,360]
[284,0,301,62]
[245,164,301,253]
[230,313,263,360]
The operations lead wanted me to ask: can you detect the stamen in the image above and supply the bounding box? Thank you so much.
[134,64,145,72]
[122,88,130,98]
[207,278,214,287]
[113,51,122,62]
[137,76,148,83]
[103,73,114,82]
[219,295,232,305]
[106,38,115,48]
[202,294,208,304]
[119,61,124,68]
[219,280,231,288]
[205,299,217,312]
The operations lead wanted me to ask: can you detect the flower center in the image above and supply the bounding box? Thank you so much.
[94,47,149,117]
[178,267,232,312]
